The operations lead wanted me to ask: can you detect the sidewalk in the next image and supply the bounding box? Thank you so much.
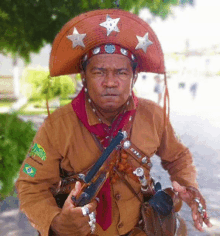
[0,197,37,236]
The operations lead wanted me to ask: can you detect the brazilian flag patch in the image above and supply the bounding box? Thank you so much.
[23,164,37,177]
[29,143,47,161]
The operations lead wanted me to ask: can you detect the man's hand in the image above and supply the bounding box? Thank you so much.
[172,181,212,232]
[50,181,98,236]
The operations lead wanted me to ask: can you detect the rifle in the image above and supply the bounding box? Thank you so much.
[53,131,126,208]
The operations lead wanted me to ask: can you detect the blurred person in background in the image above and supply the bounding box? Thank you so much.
[190,82,198,99]
[154,75,163,105]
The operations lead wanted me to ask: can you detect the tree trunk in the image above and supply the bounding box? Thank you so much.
[13,57,20,98]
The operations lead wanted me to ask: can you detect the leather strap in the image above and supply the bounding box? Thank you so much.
[122,141,152,171]
[114,167,144,205]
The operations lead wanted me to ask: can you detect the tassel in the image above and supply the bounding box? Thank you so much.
[163,72,170,128]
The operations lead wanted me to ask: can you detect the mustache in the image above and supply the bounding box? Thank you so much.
[101,90,120,96]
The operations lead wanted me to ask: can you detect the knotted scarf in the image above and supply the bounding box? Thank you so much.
[71,88,138,230]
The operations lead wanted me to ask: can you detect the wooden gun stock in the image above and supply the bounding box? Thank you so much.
[53,131,125,208]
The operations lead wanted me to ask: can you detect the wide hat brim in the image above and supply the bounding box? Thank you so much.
[49,9,165,77]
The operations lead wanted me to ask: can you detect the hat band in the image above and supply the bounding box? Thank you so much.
[82,44,137,63]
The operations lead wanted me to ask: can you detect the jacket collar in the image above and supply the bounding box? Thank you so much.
[85,91,138,127]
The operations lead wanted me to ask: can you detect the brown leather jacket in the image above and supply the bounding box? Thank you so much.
[16,97,198,236]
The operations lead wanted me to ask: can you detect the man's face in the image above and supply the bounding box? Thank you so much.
[82,54,136,113]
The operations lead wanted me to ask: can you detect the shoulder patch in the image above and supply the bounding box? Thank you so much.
[29,143,47,161]
[23,164,37,177]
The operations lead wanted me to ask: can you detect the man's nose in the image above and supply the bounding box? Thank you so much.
[103,72,117,87]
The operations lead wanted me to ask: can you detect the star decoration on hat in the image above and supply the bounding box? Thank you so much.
[135,32,153,53]
[66,27,86,48]
[99,15,120,36]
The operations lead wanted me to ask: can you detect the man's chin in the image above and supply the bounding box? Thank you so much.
[100,103,122,113]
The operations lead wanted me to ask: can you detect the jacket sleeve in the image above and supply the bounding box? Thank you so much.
[16,120,62,236]
[156,118,198,189]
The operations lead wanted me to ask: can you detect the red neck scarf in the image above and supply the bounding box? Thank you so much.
[72,88,138,230]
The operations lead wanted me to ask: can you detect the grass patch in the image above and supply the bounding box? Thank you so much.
[0,101,14,107]
[17,98,72,115]
[60,99,72,106]
[17,110,52,115]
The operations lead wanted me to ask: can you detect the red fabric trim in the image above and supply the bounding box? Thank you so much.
[71,88,138,230]
[83,44,137,63]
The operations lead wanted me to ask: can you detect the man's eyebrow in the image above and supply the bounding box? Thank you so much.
[91,67,129,71]
[116,68,129,71]
[91,67,106,71]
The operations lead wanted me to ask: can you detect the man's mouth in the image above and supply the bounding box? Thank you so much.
[103,94,118,96]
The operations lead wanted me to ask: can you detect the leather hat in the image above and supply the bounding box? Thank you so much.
[49,9,165,77]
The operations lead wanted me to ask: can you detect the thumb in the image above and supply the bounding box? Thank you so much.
[71,181,82,197]
[172,181,186,194]
[64,181,82,208]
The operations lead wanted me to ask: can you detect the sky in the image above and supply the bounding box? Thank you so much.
[139,0,220,53]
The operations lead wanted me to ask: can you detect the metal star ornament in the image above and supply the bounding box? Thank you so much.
[135,32,153,53]
[99,15,120,36]
[66,27,86,48]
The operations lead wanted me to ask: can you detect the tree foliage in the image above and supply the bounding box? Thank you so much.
[0,0,193,63]
[0,113,36,200]
[20,68,76,100]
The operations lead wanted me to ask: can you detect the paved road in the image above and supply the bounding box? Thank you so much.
[1,78,220,235]
[151,111,220,236]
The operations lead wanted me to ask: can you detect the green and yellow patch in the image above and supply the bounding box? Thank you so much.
[29,143,47,161]
[23,164,36,177]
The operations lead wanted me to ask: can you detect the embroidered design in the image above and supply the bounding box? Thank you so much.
[29,143,47,161]
[23,164,36,177]
[28,156,43,165]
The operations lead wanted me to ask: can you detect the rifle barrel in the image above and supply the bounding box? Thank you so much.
[85,131,124,183]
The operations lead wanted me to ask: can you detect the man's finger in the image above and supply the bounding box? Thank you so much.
[203,215,212,228]
[192,208,203,232]
[191,201,199,220]
[194,219,204,232]
[72,181,82,197]
[192,200,212,230]
[64,181,82,208]
[80,199,98,217]
[172,181,187,193]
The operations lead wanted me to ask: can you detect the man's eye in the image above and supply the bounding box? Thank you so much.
[118,71,127,75]
[93,71,103,75]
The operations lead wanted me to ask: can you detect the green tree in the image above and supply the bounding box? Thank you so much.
[0,113,36,200]
[20,68,75,100]
[0,0,193,63]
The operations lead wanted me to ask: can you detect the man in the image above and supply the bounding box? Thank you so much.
[16,9,212,236]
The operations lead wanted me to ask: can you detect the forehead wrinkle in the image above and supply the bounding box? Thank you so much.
[85,54,134,73]
[91,67,130,71]
[89,61,132,72]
